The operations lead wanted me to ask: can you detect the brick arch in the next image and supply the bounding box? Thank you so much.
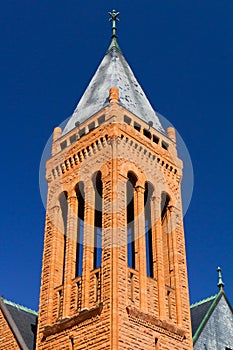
[49,185,76,209]
[153,181,176,206]
[119,161,147,187]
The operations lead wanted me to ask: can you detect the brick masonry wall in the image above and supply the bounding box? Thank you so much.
[36,102,193,349]
[0,310,20,350]
[194,296,233,350]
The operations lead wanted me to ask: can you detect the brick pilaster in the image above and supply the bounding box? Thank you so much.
[82,180,94,310]
[152,195,166,320]
[63,192,78,317]
[135,185,147,312]
[47,205,60,324]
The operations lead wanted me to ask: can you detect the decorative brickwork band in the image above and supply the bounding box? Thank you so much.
[126,306,186,341]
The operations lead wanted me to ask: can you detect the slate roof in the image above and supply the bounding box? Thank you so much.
[62,46,165,136]
[191,294,218,338]
[0,298,37,350]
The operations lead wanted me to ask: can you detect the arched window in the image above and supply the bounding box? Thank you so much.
[127,172,137,269]
[75,182,85,277]
[59,191,68,285]
[144,182,154,277]
[161,192,171,286]
[93,171,102,269]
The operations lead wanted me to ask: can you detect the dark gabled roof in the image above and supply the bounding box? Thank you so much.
[0,298,37,350]
[191,294,218,338]
[191,290,233,344]
[190,290,233,344]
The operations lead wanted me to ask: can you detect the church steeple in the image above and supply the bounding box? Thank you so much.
[36,11,193,350]
[62,10,164,136]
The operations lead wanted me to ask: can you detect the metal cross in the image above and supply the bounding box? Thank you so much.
[109,9,120,38]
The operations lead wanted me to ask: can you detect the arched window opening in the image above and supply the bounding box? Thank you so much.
[93,171,102,269]
[59,191,68,285]
[144,182,154,277]
[127,172,137,269]
[161,192,170,221]
[75,182,85,277]
[161,192,172,286]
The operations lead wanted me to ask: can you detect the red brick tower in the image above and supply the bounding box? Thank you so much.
[36,10,193,350]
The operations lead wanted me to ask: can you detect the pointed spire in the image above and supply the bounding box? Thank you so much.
[217,266,224,290]
[107,10,121,53]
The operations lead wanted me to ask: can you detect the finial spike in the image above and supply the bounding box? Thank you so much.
[109,9,120,38]
[217,266,224,290]
[107,10,121,53]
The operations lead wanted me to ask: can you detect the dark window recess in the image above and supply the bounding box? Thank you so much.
[93,171,103,269]
[145,182,154,278]
[143,129,151,139]
[127,172,137,269]
[98,115,105,125]
[79,128,85,138]
[162,141,168,150]
[161,192,170,220]
[59,192,68,285]
[75,182,85,277]
[124,115,131,125]
[88,121,95,131]
[60,140,67,150]
[153,135,159,144]
[134,122,141,132]
[70,134,77,144]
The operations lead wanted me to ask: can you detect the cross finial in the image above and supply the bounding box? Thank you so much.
[217,266,224,290]
[109,10,120,39]
[107,10,121,53]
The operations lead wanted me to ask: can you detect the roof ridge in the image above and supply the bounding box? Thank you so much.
[190,294,218,308]
[3,298,38,316]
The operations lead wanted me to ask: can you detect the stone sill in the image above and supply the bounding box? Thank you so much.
[43,303,103,338]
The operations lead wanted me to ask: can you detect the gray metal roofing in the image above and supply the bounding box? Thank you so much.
[62,48,164,135]
[5,302,37,350]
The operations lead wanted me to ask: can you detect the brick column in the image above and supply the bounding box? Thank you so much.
[82,179,95,310]
[108,137,119,350]
[169,205,182,325]
[135,185,147,312]
[152,195,166,320]
[46,205,60,325]
[63,192,78,317]
[150,196,157,279]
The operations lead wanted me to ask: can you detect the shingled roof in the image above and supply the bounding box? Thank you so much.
[190,290,233,345]
[0,298,37,350]
[191,294,218,339]
[62,46,165,136]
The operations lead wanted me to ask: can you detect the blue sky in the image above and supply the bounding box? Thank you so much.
[0,0,232,311]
